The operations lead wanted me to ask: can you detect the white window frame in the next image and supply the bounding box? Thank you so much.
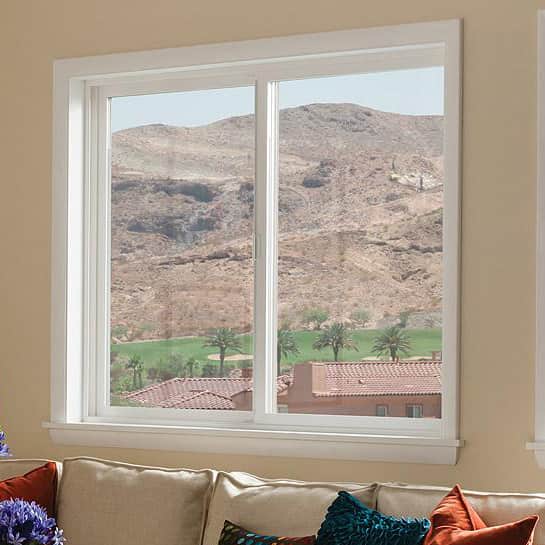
[47,19,463,464]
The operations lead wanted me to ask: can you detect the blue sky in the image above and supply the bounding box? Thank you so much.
[110,66,444,133]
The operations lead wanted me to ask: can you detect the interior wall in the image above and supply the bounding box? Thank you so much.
[0,0,543,491]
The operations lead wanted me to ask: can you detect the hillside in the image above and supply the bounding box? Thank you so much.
[110,103,444,341]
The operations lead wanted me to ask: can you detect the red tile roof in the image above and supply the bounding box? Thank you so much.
[160,390,235,410]
[316,361,441,397]
[123,361,441,409]
[124,375,293,409]
[124,377,251,408]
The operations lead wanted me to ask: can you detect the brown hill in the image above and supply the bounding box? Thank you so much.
[110,103,443,341]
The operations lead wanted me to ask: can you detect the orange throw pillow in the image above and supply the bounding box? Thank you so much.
[0,462,58,516]
[424,485,538,545]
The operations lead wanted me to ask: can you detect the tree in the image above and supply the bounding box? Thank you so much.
[312,322,358,362]
[152,353,186,382]
[372,326,412,362]
[202,328,243,377]
[277,329,300,375]
[350,309,371,328]
[201,362,234,378]
[302,308,329,330]
[185,357,199,378]
[126,354,145,389]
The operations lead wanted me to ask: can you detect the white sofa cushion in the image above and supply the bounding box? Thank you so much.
[0,459,61,481]
[57,457,215,545]
[377,483,545,545]
[202,471,377,545]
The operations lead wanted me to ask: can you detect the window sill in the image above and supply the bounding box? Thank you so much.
[43,421,463,464]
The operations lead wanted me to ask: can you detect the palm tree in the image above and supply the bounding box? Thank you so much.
[126,354,145,389]
[372,326,412,361]
[277,329,300,375]
[312,322,358,362]
[202,328,243,377]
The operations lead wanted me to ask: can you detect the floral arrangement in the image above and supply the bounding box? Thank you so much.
[0,432,65,544]
[0,500,64,545]
[0,430,9,458]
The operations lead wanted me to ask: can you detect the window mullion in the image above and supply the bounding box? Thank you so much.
[92,88,112,419]
[254,79,279,421]
[83,84,98,419]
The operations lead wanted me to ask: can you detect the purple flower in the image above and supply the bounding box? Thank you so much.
[0,499,65,545]
[0,432,10,458]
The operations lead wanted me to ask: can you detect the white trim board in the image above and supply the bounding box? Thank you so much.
[529,10,545,469]
[54,21,455,80]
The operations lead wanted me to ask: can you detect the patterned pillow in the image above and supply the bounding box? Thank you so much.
[316,491,431,545]
[218,520,316,544]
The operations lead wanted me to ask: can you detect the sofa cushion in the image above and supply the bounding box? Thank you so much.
[202,471,377,545]
[423,485,538,545]
[56,457,215,545]
[316,490,431,545]
[0,459,60,481]
[377,483,545,545]
[0,461,58,515]
[219,520,316,545]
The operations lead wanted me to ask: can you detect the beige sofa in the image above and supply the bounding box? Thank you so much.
[2,457,545,545]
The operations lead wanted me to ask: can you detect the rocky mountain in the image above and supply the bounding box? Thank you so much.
[110,103,444,341]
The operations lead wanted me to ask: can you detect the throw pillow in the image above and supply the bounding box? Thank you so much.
[316,490,431,545]
[0,462,58,515]
[218,520,316,544]
[423,485,538,545]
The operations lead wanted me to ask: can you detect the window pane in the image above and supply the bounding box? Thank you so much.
[109,86,255,411]
[276,69,443,418]
[406,404,424,418]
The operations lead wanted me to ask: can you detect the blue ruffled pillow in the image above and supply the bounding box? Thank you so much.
[316,491,430,545]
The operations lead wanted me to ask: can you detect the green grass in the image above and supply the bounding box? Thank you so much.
[112,328,442,370]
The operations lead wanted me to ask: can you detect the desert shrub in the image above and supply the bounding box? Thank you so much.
[189,216,217,232]
[302,308,329,330]
[350,309,371,328]
[110,361,126,388]
[155,353,186,381]
[201,363,235,378]
[112,180,139,191]
[388,203,409,213]
[153,180,216,202]
[130,322,155,341]
[200,364,216,378]
[111,324,129,339]
[385,192,400,202]
[111,373,134,394]
[238,181,254,205]
[302,176,326,188]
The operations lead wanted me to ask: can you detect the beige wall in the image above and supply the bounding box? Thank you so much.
[0,0,543,491]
